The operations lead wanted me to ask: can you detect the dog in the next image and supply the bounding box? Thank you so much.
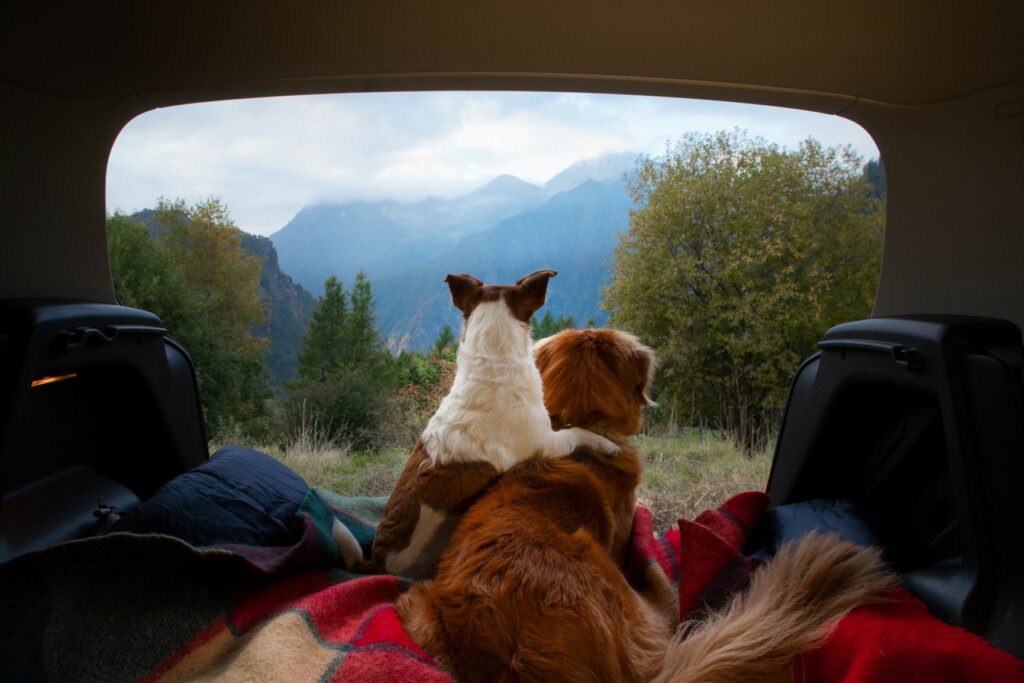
[396,328,676,681]
[369,271,619,579]
[397,328,896,682]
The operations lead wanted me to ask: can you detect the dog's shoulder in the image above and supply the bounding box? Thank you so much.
[372,439,502,577]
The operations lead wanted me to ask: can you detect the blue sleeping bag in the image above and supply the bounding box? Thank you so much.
[110,445,309,547]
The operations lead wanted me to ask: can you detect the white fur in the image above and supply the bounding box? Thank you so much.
[421,300,617,469]
[331,519,364,568]
[385,504,456,578]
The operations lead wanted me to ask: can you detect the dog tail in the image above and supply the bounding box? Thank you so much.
[651,532,895,683]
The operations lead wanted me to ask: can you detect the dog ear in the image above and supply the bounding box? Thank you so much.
[445,273,484,313]
[631,344,657,407]
[513,270,558,320]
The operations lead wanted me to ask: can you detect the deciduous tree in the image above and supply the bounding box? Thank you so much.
[606,131,884,451]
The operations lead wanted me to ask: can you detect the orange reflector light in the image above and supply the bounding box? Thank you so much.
[30,373,77,388]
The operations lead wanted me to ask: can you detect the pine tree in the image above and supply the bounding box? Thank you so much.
[298,276,347,381]
[532,311,577,339]
[289,271,399,449]
[346,270,379,364]
[433,324,457,355]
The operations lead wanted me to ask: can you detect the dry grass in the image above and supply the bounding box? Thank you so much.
[252,428,769,534]
[260,433,410,498]
[635,430,772,531]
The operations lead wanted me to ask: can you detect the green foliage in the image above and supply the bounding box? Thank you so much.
[285,364,405,451]
[298,276,348,381]
[346,271,381,364]
[433,324,457,355]
[395,352,442,387]
[108,199,271,437]
[288,271,402,449]
[107,214,191,323]
[864,158,887,200]
[606,131,884,451]
[531,310,577,339]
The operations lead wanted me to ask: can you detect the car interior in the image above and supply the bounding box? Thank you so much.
[2,0,1022,662]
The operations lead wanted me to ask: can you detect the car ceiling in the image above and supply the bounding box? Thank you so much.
[2,2,1021,107]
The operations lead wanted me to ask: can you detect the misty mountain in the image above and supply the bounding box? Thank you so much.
[544,151,639,194]
[271,174,548,292]
[267,151,640,353]
[374,178,632,351]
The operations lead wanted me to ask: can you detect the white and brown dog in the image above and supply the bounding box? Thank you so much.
[366,270,619,578]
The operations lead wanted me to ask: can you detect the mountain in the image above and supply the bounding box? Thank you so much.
[237,233,316,385]
[130,209,315,385]
[270,175,548,293]
[373,178,632,351]
[544,151,639,195]
[267,152,642,353]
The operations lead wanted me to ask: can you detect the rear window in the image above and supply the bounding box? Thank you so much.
[106,91,883,529]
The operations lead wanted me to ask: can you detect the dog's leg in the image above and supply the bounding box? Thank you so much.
[331,518,366,569]
[542,426,620,458]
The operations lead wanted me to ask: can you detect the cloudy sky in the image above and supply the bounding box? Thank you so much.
[107,91,879,237]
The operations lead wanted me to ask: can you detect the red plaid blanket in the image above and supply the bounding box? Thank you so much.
[1,489,1021,681]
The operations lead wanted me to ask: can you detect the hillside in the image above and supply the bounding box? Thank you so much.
[237,233,316,384]
[131,209,315,384]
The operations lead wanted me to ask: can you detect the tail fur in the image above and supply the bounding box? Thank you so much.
[652,532,895,683]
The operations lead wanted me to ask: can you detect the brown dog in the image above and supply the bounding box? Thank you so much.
[397,328,896,682]
[396,328,677,682]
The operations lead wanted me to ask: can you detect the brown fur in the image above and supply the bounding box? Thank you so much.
[535,329,656,439]
[396,329,675,682]
[370,441,501,575]
[445,270,558,325]
[652,532,896,683]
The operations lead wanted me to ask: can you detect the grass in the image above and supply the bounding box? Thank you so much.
[633,430,772,531]
[254,427,770,534]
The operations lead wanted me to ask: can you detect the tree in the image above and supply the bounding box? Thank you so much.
[433,325,457,355]
[298,276,348,381]
[107,213,193,325]
[108,199,271,437]
[154,198,270,435]
[288,271,399,449]
[345,270,380,364]
[864,158,887,200]
[606,131,884,452]
[532,311,577,339]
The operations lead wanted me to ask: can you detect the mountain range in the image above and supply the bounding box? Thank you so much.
[270,151,638,352]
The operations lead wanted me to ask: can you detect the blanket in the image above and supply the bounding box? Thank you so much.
[1,489,1022,681]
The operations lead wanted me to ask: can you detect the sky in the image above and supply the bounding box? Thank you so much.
[106,91,879,237]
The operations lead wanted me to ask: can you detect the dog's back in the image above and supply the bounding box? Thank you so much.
[398,450,670,683]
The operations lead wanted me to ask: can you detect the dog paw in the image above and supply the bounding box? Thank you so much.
[573,428,619,456]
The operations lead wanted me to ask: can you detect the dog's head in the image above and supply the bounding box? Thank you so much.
[444,270,557,353]
[534,328,655,437]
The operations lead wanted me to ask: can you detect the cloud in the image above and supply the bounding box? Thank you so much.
[106,92,879,236]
